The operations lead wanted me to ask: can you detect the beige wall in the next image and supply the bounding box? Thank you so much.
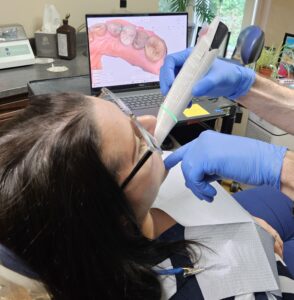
[255,0,294,47]
[242,0,255,28]
[3,0,293,43]
[0,0,159,38]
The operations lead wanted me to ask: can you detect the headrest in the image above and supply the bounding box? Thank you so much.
[0,244,49,299]
[232,25,264,65]
[0,244,38,279]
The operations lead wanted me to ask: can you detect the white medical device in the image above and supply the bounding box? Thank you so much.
[0,24,35,69]
[154,17,228,145]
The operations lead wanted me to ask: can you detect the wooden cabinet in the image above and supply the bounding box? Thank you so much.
[0,94,29,126]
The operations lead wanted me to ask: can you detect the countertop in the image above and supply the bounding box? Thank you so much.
[0,46,89,100]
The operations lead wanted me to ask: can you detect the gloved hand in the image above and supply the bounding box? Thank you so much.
[160,48,256,100]
[164,130,287,202]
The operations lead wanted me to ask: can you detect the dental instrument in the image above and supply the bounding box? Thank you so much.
[154,17,228,145]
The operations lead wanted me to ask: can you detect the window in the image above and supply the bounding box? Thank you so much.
[212,0,246,57]
[159,0,247,58]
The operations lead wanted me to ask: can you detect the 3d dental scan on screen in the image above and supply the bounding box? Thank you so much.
[86,14,187,89]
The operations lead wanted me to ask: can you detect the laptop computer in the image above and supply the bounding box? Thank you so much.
[85,13,188,116]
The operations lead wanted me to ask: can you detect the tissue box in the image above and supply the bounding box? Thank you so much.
[35,31,58,58]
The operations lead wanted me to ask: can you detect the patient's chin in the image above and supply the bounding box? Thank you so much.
[155,153,168,185]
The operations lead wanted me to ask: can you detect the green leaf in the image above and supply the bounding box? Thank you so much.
[169,0,190,12]
[193,0,217,23]
[165,0,218,22]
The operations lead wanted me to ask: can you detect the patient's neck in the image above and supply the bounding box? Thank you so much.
[141,212,156,239]
[141,209,176,239]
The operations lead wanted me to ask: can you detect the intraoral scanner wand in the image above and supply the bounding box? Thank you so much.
[154,17,228,146]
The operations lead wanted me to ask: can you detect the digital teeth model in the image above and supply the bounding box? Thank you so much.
[88,19,167,75]
[154,17,228,146]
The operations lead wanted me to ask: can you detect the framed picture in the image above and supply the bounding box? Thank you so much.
[278,33,294,78]
[196,26,231,58]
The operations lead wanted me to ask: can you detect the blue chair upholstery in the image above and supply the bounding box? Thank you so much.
[0,244,38,279]
[233,186,294,276]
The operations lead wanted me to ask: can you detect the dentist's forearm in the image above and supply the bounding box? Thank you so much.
[281,151,294,201]
[238,74,294,135]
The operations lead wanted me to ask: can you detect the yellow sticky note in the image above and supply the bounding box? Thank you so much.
[183,104,210,118]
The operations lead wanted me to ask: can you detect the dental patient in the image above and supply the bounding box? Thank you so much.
[0,92,292,300]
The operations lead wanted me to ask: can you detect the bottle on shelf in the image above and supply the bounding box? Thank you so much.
[56,14,76,60]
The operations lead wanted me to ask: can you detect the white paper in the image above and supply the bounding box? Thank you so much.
[185,224,278,300]
[41,4,61,33]
[153,152,279,299]
[154,152,253,226]
[153,259,177,300]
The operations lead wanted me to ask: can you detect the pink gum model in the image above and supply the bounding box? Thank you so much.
[89,19,167,75]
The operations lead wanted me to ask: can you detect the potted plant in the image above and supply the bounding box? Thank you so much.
[255,45,283,78]
[159,0,219,46]
[159,0,218,22]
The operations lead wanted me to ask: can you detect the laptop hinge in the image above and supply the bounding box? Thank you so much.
[111,84,160,93]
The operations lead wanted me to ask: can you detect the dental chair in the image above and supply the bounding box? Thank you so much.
[233,186,294,277]
[0,244,49,298]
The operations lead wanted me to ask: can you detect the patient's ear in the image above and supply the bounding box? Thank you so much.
[137,115,156,135]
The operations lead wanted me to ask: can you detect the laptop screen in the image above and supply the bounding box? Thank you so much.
[86,13,188,92]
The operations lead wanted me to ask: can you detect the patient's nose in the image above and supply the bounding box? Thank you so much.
[137,115,156,135]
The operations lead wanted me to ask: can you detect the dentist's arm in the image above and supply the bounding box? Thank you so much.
[164,130,289,202]
[160,48,256,100]
[281,151,294,200]
[160,49,294,134]
[239,75,294,135]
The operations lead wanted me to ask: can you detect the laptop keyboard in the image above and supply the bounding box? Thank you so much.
[121,92,164,110]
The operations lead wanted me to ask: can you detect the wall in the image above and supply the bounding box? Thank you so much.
[0,0,159,38]
[241,0,255,29]
[255,0,294,47]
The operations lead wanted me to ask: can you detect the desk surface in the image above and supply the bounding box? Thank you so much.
[28,75,235,124]
[0,46,89,100]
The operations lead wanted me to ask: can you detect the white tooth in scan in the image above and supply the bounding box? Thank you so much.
[120,25,137,46]
[107,22,122,37]
[90,23,107,36]
[144,36,167,62]
[133,30,149,50]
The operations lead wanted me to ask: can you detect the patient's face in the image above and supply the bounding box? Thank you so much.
[89,97,166,220]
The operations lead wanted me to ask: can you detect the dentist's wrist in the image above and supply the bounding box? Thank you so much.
[281,151,294,201]
[229,66,256,100]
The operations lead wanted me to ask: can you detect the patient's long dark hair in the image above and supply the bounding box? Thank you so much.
[0,93,198,300]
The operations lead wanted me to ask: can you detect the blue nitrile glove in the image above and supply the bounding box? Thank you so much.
[164,130,287,202]
[160,49,256,100]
